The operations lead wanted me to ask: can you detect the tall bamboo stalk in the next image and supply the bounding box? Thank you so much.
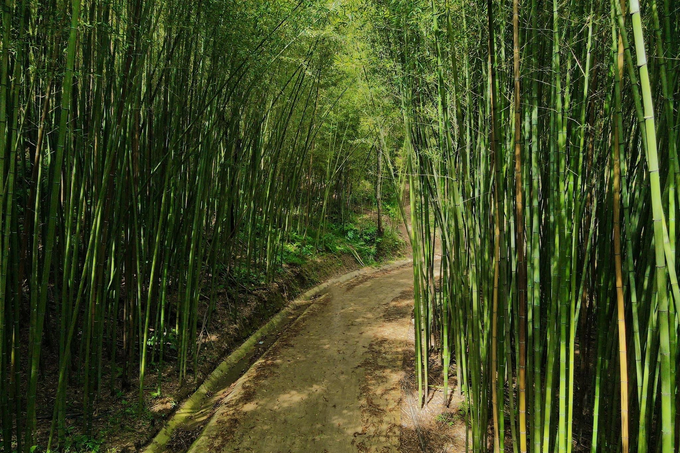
[612,1,630,450]
[626,1,674,450]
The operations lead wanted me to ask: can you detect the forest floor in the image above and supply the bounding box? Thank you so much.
[177,260,467,452]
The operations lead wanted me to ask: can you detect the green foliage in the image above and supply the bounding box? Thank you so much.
[368,0,680,451]
[41,428,103,453]
[282,215,404,268]
[1,0,406,450]
[146,329,179,354]
[350,180,376,207]
[375,226,405,258]
[383,200,403,222]
[435,412,457,426]
[281,233,317,266]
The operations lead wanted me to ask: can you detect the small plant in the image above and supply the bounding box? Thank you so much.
[54,430,104,453]
[146,328,178,353]
[436,412,457,426]
[458,396,470,421]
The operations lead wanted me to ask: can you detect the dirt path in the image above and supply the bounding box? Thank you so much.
[187,263,415,452]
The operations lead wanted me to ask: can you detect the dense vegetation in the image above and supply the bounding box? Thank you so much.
[0,1,405,451]
[2,0,680,452]
[366,0,680,452]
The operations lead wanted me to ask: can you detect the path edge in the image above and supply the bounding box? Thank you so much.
[143,258,412,453]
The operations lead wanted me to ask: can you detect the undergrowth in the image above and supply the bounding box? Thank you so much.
[282,214,405,269]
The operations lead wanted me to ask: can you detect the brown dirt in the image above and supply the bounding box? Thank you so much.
[399,344,468,453]
[187,263,414,452]
[396,259,466,452]
[183,259,468,453]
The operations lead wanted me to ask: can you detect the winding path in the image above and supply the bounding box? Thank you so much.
[188,262,414,452]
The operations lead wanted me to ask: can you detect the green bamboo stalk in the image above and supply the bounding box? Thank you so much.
[626,1,674,450]
[25,1,82,448]
[512,0,528,450]
[612,2,630,448]
[487,0,502,448]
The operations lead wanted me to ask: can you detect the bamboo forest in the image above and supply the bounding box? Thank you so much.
[0,0,679,452]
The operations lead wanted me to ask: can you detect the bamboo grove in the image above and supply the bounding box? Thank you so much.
[0,1,394,451]
[368,0,680,451]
